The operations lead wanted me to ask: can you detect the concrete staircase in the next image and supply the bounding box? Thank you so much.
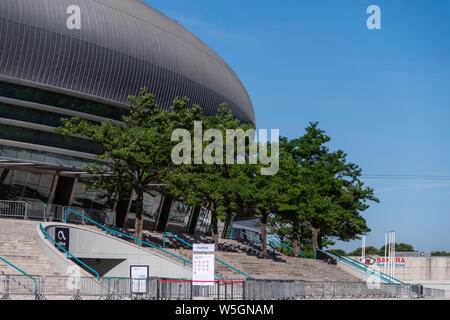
[0,217,360,282]
[0,218,67,299]
[142,230,362,282]
[0,218,62,277]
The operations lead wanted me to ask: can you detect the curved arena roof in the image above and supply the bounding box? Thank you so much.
[0,0,255,124]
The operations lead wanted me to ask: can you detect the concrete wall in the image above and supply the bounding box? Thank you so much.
[350,255,450,283]
[41,223,191,279]
[36,224,93,277]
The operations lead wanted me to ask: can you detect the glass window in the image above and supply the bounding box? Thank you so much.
[0,124,102,154]
[0,102,67,127]
[0,81,128,121]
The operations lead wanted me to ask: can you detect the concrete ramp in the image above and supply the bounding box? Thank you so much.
[37,223,192,279]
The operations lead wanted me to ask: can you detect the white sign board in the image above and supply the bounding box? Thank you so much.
[192,254,215,286]
[193,243,215,252]
[130,265,148,293]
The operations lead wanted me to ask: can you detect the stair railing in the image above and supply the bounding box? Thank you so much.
[333,252,405,284]
[315,249,405,284]
[63,208,192,268]
[39,223,100,280]
[0,256,38,298]
[230,228,305,258]
[163,232,253,279]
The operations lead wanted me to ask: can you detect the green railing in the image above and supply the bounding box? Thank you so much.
[333,252,405,284]
[230,228,305,258]
[0,256,38,297]
[63,208,192,268]
[39,223,100,280]
[315,249,405,284]
[163,232,253,279]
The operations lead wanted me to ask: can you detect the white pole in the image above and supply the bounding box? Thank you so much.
[391,231,394,279]
[388,231,392,279]
[390,231,394,279]
[393,231,396,279]
[384,232,387,275]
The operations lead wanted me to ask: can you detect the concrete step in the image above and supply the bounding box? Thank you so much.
[0,219,63,277]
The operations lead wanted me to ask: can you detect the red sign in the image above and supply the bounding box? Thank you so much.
[376,257,405,264]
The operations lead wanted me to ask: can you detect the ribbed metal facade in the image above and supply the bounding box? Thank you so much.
[0,0,255,124]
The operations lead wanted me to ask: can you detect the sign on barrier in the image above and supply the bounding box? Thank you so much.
[130,265,149,293]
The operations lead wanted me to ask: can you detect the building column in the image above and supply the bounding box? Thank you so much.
[46,173,59,219]
[221,211,235,239]
[0,169,10,184]
[68,175,79,206]
[153,195,173,232]
[186,206,201,235]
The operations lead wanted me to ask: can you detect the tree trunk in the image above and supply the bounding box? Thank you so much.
[311,226,320,254]
[260,212,268,255]
[209,202,219,245]
[318,233,323,250]
[292,223,299,258]
[134,187,144,242]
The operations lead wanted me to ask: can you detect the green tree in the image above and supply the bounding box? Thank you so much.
[167,106,253,244]
[56,88,202,240]
[274,140,311,257]
[329,249,347,256]
[269,123,378,255]
[230,142,282,255]
[379,243,416,254]
[289,123,378,253]
[431,251,450,256]
[348,246,380,256]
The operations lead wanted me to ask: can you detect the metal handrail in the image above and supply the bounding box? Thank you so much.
[230,228,261,243]
[230,228,305,258]
[333,252,406,284]
[39,223,100,280]
[0,256,38,296]
[315,249,399,284]
[163,232,253,279]
[163,232,192,249]
[63,208,192,268]
[268,238,305,258]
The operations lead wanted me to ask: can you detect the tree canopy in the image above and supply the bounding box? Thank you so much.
[57,89,378,257]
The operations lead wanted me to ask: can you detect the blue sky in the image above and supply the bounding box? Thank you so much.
[148,0,450,252]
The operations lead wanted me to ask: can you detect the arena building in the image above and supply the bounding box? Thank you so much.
[0,0,255,235]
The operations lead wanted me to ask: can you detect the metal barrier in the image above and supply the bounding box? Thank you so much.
[163,232,253,279]
[243,279,420,300]
[0,200,27,219]
[0,256,40,299]
[422,286,445,297]
[0,274,43,299]
[0,274,423,300]
[25,201,46,220]
[0,200,115,226]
